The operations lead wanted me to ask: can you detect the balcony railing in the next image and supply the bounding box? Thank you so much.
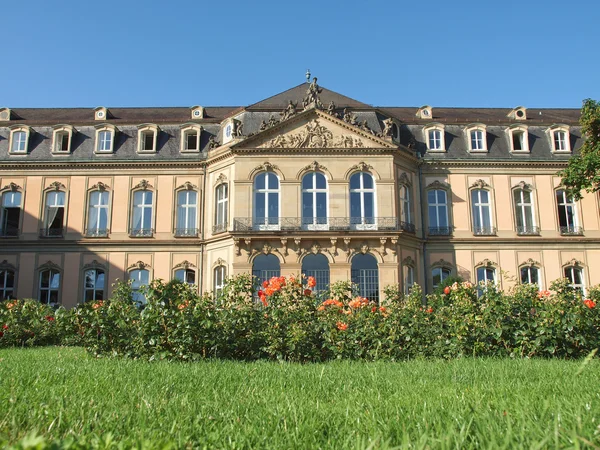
[212,223,228,234]
[560,226,584,236]
[232,217,415,232]
[129,228,154,237]
[517,226,540,236]
[473,226,497,236]
[40,227,64,238]
[0,227,19,238]
[428,226,452,236]
[174,228,199,237]
[85,228,109,238]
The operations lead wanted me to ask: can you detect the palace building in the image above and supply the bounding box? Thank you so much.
[0,79,596,306]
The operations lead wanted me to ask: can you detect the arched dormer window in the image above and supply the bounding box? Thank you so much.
[175,182,198,237]
[9,125,31,154]
[548,124,570,152]
[519,259,542,289]
[470,180,495,236]
[52,124,75,154]
[180,123,202,153]
[137,124,159,153]
[508,124,529,152]
[130,180,154,237]
[465,123,487,152]
[423,123,445,152]
[94,123,117,154]
[1,183,23,237]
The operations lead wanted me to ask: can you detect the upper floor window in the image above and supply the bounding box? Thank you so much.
[39,268,60,305]
[176,189,198,237]
[509,126,529,152]
[9,126,30,154]
[180,123,202,153]
[466,124,487,152]
[137,124,159,153]
[403,264,414,295]
[424,124,445,151]
[52,125,74,154]
[86,190,110,237]
[95,124,116,153]
[350,172,376,230]
[214,183,228,233]
[175,268,196,286]
[83,268,105,302]
[548,125,570,152]
[129,269,149,304]
[399,184,412,226]
[471,189,494,235]
[302,172,328,230]
[42,190,65,238]
[564,265,584,293]
[513,188,537,235]
[254,172,279,230]
[1,189,22,237]
[427,189,449,235]
[131,190,153,237]
[556,189,581,235]
[213,266,226,297]
[0,268,15,300]
[520,265,541,289]
[432,267,451,289]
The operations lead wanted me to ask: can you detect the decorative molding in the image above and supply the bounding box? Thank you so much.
[233,238,241,256]
[82,259,106,270]
[301,160,328,173]
[310,243,321,255]
[262,244,272,255]
[2,182,22,192]
[470,179,490,189]
[127,260,150,271]
[520,258,539,268]
[39,260,61,271]
[565,258,583,267]
[349,161,373,173]
[343,237,352,255]
[402,256,415,267]
[174,260,196,270]
[379,237,387,256]
[329,237,338,255]
[90,181,109,191]
[280,238,288,256]
[253,161,279,173]
[280,100,298,121]
[260,119,364,149]
[294,238,302,255]
[359,244,370,255]
[47,181,65,191]
[398,172,411,186]
[208,136,220,150]
[475,258,497,268]
[216,173,227,185]
[514,180,532,190]
[176,181,197,191]
[390,237,398,256]
[231,119,244,138]
[133,179,153,190]
[426,180,450,190]
[431,258,453,269]
[0,260,17,271]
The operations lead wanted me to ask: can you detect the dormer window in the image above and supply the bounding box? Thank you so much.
[416,105,432,119]
[94,124,116,154]
[507,106,527,121]
[52,125,74,154]
[423,123,445,152]
[0,107,11,121]
[548,125,570,152]
[190,106,204,120]
[179,123,202,153]
[508,125,529,152]
[466,124,487,152]
[9,126,30,154]
[94,106,109,121]
[137,124,159,153]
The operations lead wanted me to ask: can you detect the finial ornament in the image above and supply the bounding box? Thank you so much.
[305,69,311,83]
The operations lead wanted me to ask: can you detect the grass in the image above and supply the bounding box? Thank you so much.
[1,348,600,449]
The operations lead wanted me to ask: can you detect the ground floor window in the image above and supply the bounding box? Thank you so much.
[301,253,329,295]
[39,269,60,305]
[130,269,150,305]
[351,254,379,303]
[252,254,281,288]
[83,268,105,302]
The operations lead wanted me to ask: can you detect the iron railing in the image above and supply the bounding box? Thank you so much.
[0,227,19,237]
[85,228,109,238]
[517,226,540,236]
[473,226,497,236]
[39,227,64,238]
[560,226,584,236]
[129,228,154,237]
[212,223,228,234]
[232,217,415,232]
[174,228,199,237]
[428,226,452,236]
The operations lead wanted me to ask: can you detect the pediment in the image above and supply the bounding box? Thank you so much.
[232,109,396,150]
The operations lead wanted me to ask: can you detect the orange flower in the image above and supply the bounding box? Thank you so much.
[349,297,369,309]
[341,309,352,315]
[426,307,433,314]
[178,301,189,310]
[537,290,551,299]
[304,289,312,296]
[371,306,377,313]
[317,305,325,311]
[322,299,344,308]
[6,301,17,310]
[336,321,348,331]
[92,301,104,310]
[444,286,451,295]
[265,287,274,296]
[307,276,316,288]
[379,306,387,314]
[259,295,268,307]
[278,276,286,286]
[584,299,596,309]
[262,280,269,289]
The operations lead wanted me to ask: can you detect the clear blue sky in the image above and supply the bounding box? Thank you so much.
[2,0,599,108]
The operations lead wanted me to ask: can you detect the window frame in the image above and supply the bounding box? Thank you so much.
[426,185,451,236]
[41,188,66,238]
[0,261,16,300]
[130,185,155,237]
[129,267,150,305]
[301,171,329,230]
[85,187,111,237]
[214,183,229,234]
[555,188,582,235]
[179,123,202,153]
[423,123,445,152]
[470,187,495,235]
[213,265,226,298]
[137,124,159,154]
[94,124,117,154]
[175,187,199,237]
[512,186,538,235]
[431,266,452,290]
[349,171,377,230]
[52,125,75,154]
[253,172,280,231]
[508,125,529,153]
[82,266,106,302]
[0,185,23,238]
[519,264,542,290]
[548,125,571,153]
[38,264,61,305]
[465,124,488,152]
[476,265,497,297]
[564,264,585,294]
[8,125,31,154]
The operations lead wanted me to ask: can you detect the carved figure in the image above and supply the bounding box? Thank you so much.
[382,118,394,137]
[343,108,358,125]
[232,120,243,138]
[259,120,268,131]
[327,101,337,117]
[303,77,323,110]
[280,100,298,121]
[267,115,279,128]
[208,136,220,149]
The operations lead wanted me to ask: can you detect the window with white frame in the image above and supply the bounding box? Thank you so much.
[302,172,328,229]
[432,267,451,289]
[95,125,115,153]
[403,265,414,295]
[39,269,60,305]
[131,190,153,237]
[349,172,376,229]
[137,125,159,153]
[564,266,584,293]
[552,129,570,152]
[509,127,529,152]
[10,128,29,153]
[1,190,22,237]
[214,184,228,233]
[43,191,66,237]
[52,126,74,153]
[467,125,487,152]
[427,189,449,234]
[253,172,279,229]
[83,268,105,301]
[129,269,149,304]
[424,125,445,151]
[176,189,198,236]
[175,268,196,286]
[213,266,226,297]
[0,268,15,300]
[180,124,201,152]
[471,189,494,235]
[556,189,581,234]
[476,266,496,296]
[86,190,109,237]
[520,266,541,289]
[399,184,412,225]
[513,188,537,235]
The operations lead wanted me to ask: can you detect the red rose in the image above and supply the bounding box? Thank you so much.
[584,299,596,309]
[0,331,3,338]
[443,286,451,295]
[45,315,55,321]
[307,276,316,288]
[304,289,312,296]
[2,324,7,330]
[426,307,433,314]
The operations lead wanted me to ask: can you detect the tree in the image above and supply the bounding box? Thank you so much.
[559,98,600,200]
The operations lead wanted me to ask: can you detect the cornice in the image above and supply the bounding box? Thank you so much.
[0,160,207,171]
[420,159,569,169]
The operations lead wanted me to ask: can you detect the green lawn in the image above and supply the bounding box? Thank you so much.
[1,348,599,449]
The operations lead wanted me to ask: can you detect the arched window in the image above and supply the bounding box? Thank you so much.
[175,268,196,286]
[467,125,487,152]
[86,190,110,237]
[399,184,412,226]
[9,126,30,154]
[253,173,279,230]
[0,268,15,300]
[349,172,376,230]
[351,253,379,303]
[213,266,226,297]
[520,266,541,289]
[42,191,65,238]
[214,183,228,233]
[403,265,415,295]
[432,267,451,289]
[301,253,330,294]
[423,124,445,151]
[131,190,153,237]
[513,188,537,235]
[129,269,150,305]
[83,268,105,301]
[39,269,60,305]
[427,189,449,235]
[252,254,281,288]
[1,189,22,237]
[556,189,581,235]
[476,265,497,297]
[471,189,494,235]
[564,265,585,293]
[302,172,328,230]
[176,189,198,237]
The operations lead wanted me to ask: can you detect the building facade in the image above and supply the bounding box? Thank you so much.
[0,81,596,307]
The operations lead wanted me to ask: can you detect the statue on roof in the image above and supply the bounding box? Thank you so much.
[259,120,268,131]
[382,118,394,137]
[232,120,244,138]
[360,120,375,135]
[208,136,220,150]
[303,77,324,110]
[268,115,279,128]
[343,108,358,126]
[280,100,298,122]
[327,101,338,117]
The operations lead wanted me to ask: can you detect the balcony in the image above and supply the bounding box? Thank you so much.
[232,217,415,233]
[129,228,154,238]
[473,226,497,236]
[212,223,228,234]
[560,226,584,236]
[85,228,109,238]
[175,228,199,237]
[40,227,64,238]
[517,226,540,236]
[428,226,452,236]
[0,227,19,238]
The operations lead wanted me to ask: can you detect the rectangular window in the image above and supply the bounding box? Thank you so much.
[97,131,112,152]
[470,130,484,150]
[11,131,27,152]
[1,191,22,237]
[142,132,155,151]
[427,189,449,234]
[39,269,60,304]
[428,129,442,150]
[512,131,524,151]
[131,190,153,236]
[554,131,567,151]
[471,189,493,235]
[185,131,198,151]
[43,191,65,237]
[56,133,70,152]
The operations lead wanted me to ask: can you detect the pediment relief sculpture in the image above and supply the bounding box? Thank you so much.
[47,181,66,191]
[176,181,197,191]
[82,259,106,270]
[91,181,109,191]
[521,258,539,267]
[260,119,366,149]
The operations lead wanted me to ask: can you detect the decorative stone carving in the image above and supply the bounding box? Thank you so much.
[426,180,449,190]
[82,259,106,270]
[342,108,358,125]
[566,258,583,267]
[280,238,288,256]
[267,115,279,128]
[398,172,411,186]
[333,135,364,148]
[91,181,109,191]
[330,237,338,256]
[302,77,323,110]
[134,179,152,190]
[215,257,225,267]
[515,180,532,190]
[0,260,17,270]
[127,260,150,270]
[208,136,220,150]
[176,181,197,191]
[47,181,65,191]
[471,179,490,189]
[310,243,321,254]
[231,120,244,138]
[301,160,328,173]
[2,182,21,192]
[262,244,272,255]
[379,237,387,256]
[244,238,252,247]
[259,120,268,132]
[359,244,370,255]
[475,258,496,268]
[280,100,298,121]
[326,101,338,118]
[360,120,376,135]
[39,260,61,271]
[521,258,539,267]
[294,238,302,255]
[431,258,453,268]
[216,173,227,184]
[254,162,279,173]
[260,119,367,149]
[343,237,352,255]
[349,161,372,173]
[390,237,399,256]
[174,260,196,270]
[402,256,415,267]
[233,238,241,256]
[382,118,394,137]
